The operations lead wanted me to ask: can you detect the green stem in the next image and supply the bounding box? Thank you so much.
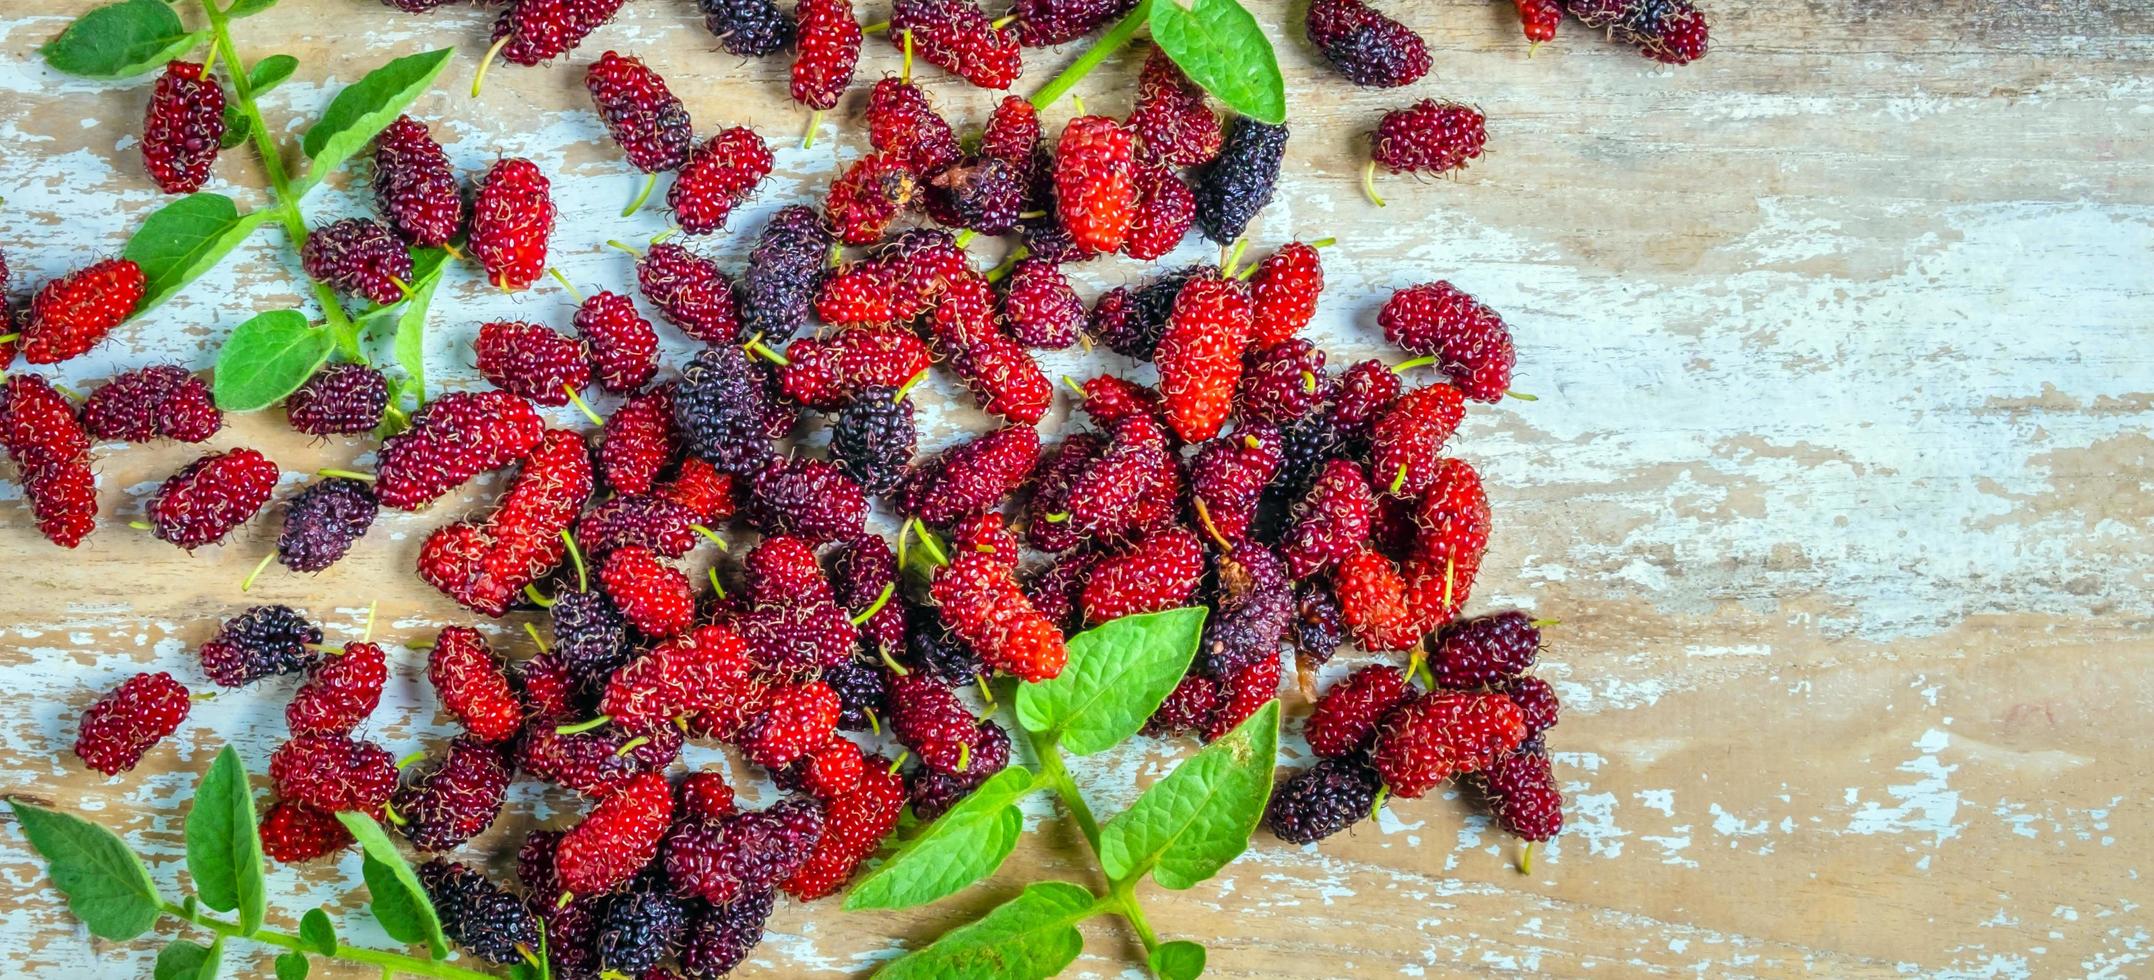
[159,902,500,979]
[1109,880,1162,955]
[1028,0,1153,110]
[1024,726,1102,854]
[202,1,357,352]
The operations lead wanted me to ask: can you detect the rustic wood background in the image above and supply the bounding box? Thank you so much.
[2,0,2150,976]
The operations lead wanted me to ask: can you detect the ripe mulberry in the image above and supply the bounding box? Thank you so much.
[1127,51,1221,166]
[1305,0,1431,88]
[1370,100,1487,178]
[598,876,690,976]
[678,889,777,977]
[1194,118,1288,243]
[372,116,462,246]
[475,320,590,406]
[199,604,321,687]
[302,218,414,306]
[670,127,773,235]
[286,363,388,436]
[574,290,659,393]
[586,51,693,173]
[1379,280,1516,401]
[748,455,868,542]
[376,391,544,509]
[74,672,190,775]
[673,344,779,475]
[487,0,626,67]
[1466,748,1564,841]
[81,365,220,444]
[141,61,226,194]
[635,241,741,343]
[259,799,352,863]
[1564,0,1708,64]
[791,0,862,111]
[429,627,525,742]
[147,448,279,550]
[394,736,512,851]
[889,0,1022,90]
[738,205,833,342]
[830,388,916,496]
[1267,757,1380,844]
[1001,258,1084,349]
[700,0,795,56]
[1431,611,1541,688]
[1371,691,1526,797]
[269,733,397,814]
[897,423,1040,525]
[417,859,542,965]
[1011,0,1138,45]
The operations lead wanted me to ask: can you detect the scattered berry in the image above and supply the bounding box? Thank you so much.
[598,876,690,976]
[418,859,543,965]
[791,0,862,110]
[980,95,1042,167]
[270,733,397,814]
[1238,339,1332,426]
[601,546,698,637]
[930,546,1067,681]
[898,423,1040,525]
[587,51,693,173]
[558,771,674,897]
[285,363,389,436]
[1281,459,1373,580]
[1306,664,1409,758]
[1155,270,1254,443]
[1333,545,1419,652]
[1380,281,1516,401]
[429,627,525,742]
[1081,528,1204,625]
[1267,757,1381,844]
[286,641,387,737]
[1000,258,1084,349]
[1054,115,1138,254]
[146,448,279,550]
[1128,51,1222,166]
[748,455,867,542]
[81,365,220,443]
[1194,118,1288,243]
[1123,161,1196,261]
[74,672,190,775]
[600,386,678,497]
[141,61,225,194]
[825,150,918,245]
[1563,0,1708,64]
[1248,242,1325,345]
[670,127,773,235]
[673,344,779,475]
[488,0,626,67]
[1370,384,1465,498]
[469,158,556,291]
[302,217,414,306]
[867,78,962,175]
[574,290,659,393]
[1515,0,1563,43]
[1431,611,1540,688]
[889,0,1023,90]
[700,0,795,55]
[739,205,833,344]
[1498,674,1559,737]
[1011,0,1138,45]
[783,763,904,900]
[1305,0,1431,88]
[1370,100,1487,180]
[1200,545,1294,677]
[376,390,545,509]
[260,799,352,863]
[679,889,778,977]
[636,241,742,343]
[475,320,590,406]
[21,258,146,364]
[741,680,842,770]
[199,604,321,687]
[372,116,462,246]
[394,736,512,851]
[1466,748,1564,841]
[1371,691,1527,797]
[831,387,917,496]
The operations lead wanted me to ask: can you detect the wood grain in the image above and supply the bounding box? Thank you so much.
[1,0,2149,977]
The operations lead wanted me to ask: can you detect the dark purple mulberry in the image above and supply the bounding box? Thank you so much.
[276,477,379,573]
[1266,756,1380,844]
[1087,265,1197,360]
[199,605,321,687]
[830,387,916,496]
[80,365,221,444]
[1431,610,1540,688]
[1194,118,1288,243]
[586,51,693,173]
[823,659,892,732]
[393,736,512,851]
[737,204,832,344]
[372,115,463,246]
[747,455,867,542]
[301,218,414,306]
[598,875,690,976]
[285,364,389,436]
[699,0,795,56]
[673,344,779,475]
[417,859,542,965]
[678,888,776,977]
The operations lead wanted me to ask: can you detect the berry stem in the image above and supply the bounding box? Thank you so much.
[622,172,660,217]
[1308,237,1338,249]
[522,583,556,609]
[1519,840,1534,874]
[982,246,1031,284]
[1391,356,1437,373]
[1506,389,1539,401]
[851,582,896,625]
[893,369,930,403]
[554,716,610,736]
[563,386,604,426]
[317,468,376,482]
[523,621,550,653]
[1361,160,1387,207]
[560,530,589,593]
[240,551,275,592]
[1220,238,1250,278]
[546,267,585,304]
[1029,0,1154,110]
[605,239,644,260]
[156,902,499,980]
[707,567,728,599]
[875,645,911,677]
[471,35,510,98]
[1529,618,1560,628]
[802,110,824,150]
[908,519,949,567]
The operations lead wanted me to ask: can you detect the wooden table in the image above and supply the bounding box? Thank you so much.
[2,1,2149,976]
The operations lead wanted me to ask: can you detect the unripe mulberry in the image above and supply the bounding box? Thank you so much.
[81,365,220,444]
[888,0,1022,90]
[600,386,677,496]
[74,672,190,775]
[1238,339,1332,426]
[469,158,555,291]
[285,641,387,737]
[21,258,146,364]
[1194,118,1288,243]
[897,424,1040,525]
[1370,384,1465,498]
[302,218,413,306]
[670,127,773,235]
[1154,270,1254,443]
[285,363,388,436]
[1053,116,1138,254]
[586,51,693,173]
[778,329,931,409]
[930,549,1067,682]
[1081,529,1204,625]
[602,546,699,638]
[1280,459,1372,580]
[372,116,462,246]
[1379,280,1516,401]
[867,78,962,176]
[557,771,674,897]
[1370,100,1487,176]
[259,799,352,863]
[791,0,862,111]
[269,733,397,814]
[147,448,279,550]
[1127,51,1221,166]
[141,61,225,194]
[376,390,544,510]
[1249,241,1325,345]
[783,763,904,900]
[1305,664,1409,758]
[488,0,627,67]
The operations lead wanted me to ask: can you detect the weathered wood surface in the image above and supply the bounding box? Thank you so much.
[2,0,2150,976]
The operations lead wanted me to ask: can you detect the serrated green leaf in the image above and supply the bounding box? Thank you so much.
[8,800,162,941]
[1150,940,1207,980]
[185,746,266,935]
[299,908,336,955]
[273,951,309,980]
[1149,0,1285,125]
[336,812,449,959]
[844,767,1038,911]
[1016,607,1205,756]
[121,192,273,316]
[40,0,205,79]
[1098,699,1279,889]
[153,938,222,980]
[227,0,280,17]
[213,310,332,412]
[248,54,299,93]
[299,49,454,188]
[873,881,1101,980]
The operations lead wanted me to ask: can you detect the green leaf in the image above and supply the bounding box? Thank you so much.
[1098,699,1279,889]
[213,310,332,412]
[184,746,266,935]
[7,800,162,940]
[390,247,445,400]
[273,951,309,980]
[299,49,455,187]
[335,812,449,959]
[1016,607,1205,756]
[40,0,205,79]
[298,908,337,956]
[844,767,1038,911]
[153,938,222,980]
[1148,0,1286,125]
[1150,940,1207,980]
[227,0,281,17]
[248,54,300,93]
[873,881,1100,980]
[219,105,251,150]
[121,192,273,316]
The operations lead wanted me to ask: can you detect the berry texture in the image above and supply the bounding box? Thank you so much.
[394,736,512,851]
[469,158,555,290]
[1499,674,1560,737]
[1432,611,1541,688]
[1001,258,1084,349]
[1380,281,1517,401]
[1370,100,1487,175]
[429,627,525,742]
[1087,266,1194,360]
[1267,757,1380,844]
[600,387,677,496]
[1305,0,1432,88]
[1011,0,1138,45]
[739,205,834,343]
[981,95,1042,167]
[888,674,982,775]
[273,478,374,572]
[889,0,1023,89]
[783,763,904,900]
[285,363,389,436]
[415,428,592,615]
[1564,0,1708,64]
[81,365,220,444]
[1205,649,1280,741]
[791,0,862,110]
[1200,545,1295,677]
[1466,748,1564,841]
[372,115,462,246]
[1128,51,1222,166]
[417,860,542,965]
[930,547,1068,682]
[1281,459,1373,579]
[576,494,701,559]
[868,79,963,176]
[199,605,321,687]
[475,319,590,406]
[1123,162,1196,261]
[1516,0,1563,42]
[748,455,867,542]
[587,51,693,173]
[269,733,397,814]
[74,672,190,775]
[1189,423,1282,546]
[141,61,225,194]
[932,155,1024,233]
[779,329,932,408]
[1238,339,1331,426]
[1021,433,1102,553]
[1155,271,1255,443]
[558,771,674,897]
[599,878,690,976]
[1054,115,1138,254]
[931,280,1054,425]
[259,800,352,863]
[740,681,842,769]
[376,391,544,509]
[1306,664,1410,758]
[674,344,779,475]
[897,423,1040,525]
[679,889,778,977]
[601,546,697,637]
[488,0,626,67]
[1334,545,1418,652]
[636,242,741,343]
[831,388,917,496]
[1249,242,1325,345]
[22,258,146,364]
[701,0,795,55]
[285,641,387,737]
[301,217,414,306]
[147,448,279,550]
[825,150,917,245]
[1194,118,1289,243]
[1081,529,1204,625]
[670,127,773,235]
[574,290,659,393]
[1371,691,1527,798]
[1370,384,1465,498]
